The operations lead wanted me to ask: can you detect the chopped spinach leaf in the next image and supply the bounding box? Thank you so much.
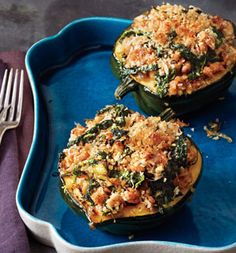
[82,133,97,143]
[149,178,175,206]
[156,46,165,57]
[68,105,130,147]
[85,179,100,205]
[130,172,145,188]
[115,116,126,127]
[121,64,158,78]
[171,44,197,63]
[168,30,177,42]
[108,185,116,192]
[97,151,108,159]
[86,125,99,134]
[156,68,176,98]
[111,128,128,140]
[171,43,221,80]
[67,136,82,147]
[212,26,224,47]
[148,135,188,206]
[73,167,84,176]
[171,44,201,79]
[98,119,114,130]
[97,105,130,121]
[108,169,145,189]
[120,171,145,188]
[171,134,188,167]
[123,146,134,156]
[205,49,221,63]
[114,104,130,118]
[108,169,120,178]
[119,30,146,43]
[113,104,131,126]
[96,105,113,115]
[88,158,98,165]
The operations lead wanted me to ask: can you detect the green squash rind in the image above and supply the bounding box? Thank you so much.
[111,53,236,116]
[60,139,203,235]
[133,68,236,116]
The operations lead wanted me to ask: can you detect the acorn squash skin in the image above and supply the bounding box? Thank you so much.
[60,140,203,235]
[60,187,194,235]
[111,53,236,116]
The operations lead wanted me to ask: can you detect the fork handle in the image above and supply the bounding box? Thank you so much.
[0,126,7,145]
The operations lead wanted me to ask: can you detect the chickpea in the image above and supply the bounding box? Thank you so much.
[169,80,177,95]
[203,66,213,77]
[91,187,109,205]
[181,62,191,74]
[122,188,140,204]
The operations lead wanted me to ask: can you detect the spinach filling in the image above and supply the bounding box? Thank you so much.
[170,134,188,167]
[117,30,158,79]
[112,104,131,128]
[149,135,188,209]
[87,151,112,166]
[171,44,221,80]
[84,179,100,205]
[68,105,131,147]
[111,128,128,140]
[67,119,113,147]
[120,64,158,79]
[113,104,131,118]
[155,68,176,98]
[97,151,110,160]
[109,169,145,189]
[212,26,224,48]
[118,29,150,43]
[96,104,130,116]
[73,165,85,176]
[121,171,145,188]
[168,30,177,43]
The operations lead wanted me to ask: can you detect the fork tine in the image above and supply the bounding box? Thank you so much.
[15,70,24,123]
[0,69,8,108]
[3,68,13,109]
[9,69,19,121]
[0,105,11,123]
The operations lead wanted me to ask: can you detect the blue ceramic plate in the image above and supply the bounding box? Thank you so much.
[17,17,236,253]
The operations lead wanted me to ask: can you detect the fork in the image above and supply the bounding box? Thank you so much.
[0,69,24,145]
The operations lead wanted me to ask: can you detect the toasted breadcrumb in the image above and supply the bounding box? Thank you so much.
[204,119,233,143]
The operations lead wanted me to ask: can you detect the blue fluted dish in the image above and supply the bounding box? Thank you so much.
[16,17,236,253]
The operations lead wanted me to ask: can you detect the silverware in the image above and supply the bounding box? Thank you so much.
[0,69,24,145]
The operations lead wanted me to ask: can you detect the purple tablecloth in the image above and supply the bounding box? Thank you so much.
[0,52,34,253]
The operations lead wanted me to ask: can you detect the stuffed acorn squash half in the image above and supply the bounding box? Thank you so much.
[112,4,236,115]
[58,105,202,234]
